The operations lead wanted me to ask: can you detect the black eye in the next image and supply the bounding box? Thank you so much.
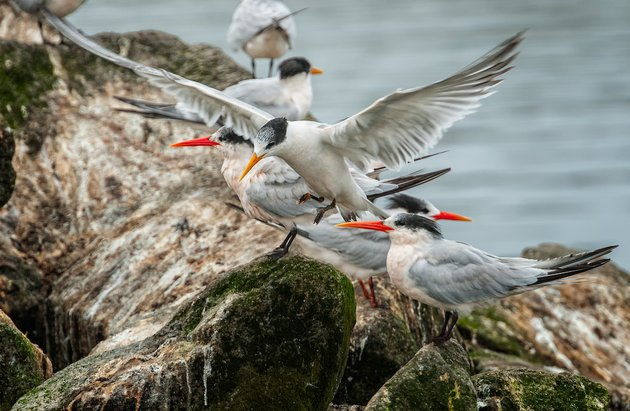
[265,142,275,150]
[420,208,429,214]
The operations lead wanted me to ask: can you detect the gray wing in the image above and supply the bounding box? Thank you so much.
[409,239,541,306]
[225,78,300,120]
[298,213,391,272]
[11,0,44,13]
[322,32,523,171]
[43,11,273,137]
[227,0,296,51]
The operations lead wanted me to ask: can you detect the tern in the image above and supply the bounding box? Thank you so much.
[115,56,322,124]
[12,0,84,16]
[43,15,520,221]
[338,213,617,343]
[227,0,303,77]
[172,128,452,260]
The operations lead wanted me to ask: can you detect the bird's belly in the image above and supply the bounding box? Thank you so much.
[46,0,84,16]
[387,248,446,309]
[244,29,290,59]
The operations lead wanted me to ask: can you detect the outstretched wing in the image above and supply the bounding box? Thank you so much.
[323,32,524,171]
[43,11,273,137]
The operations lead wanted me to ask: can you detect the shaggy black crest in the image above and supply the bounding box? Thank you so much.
[216,128,252,147]
[278,57,311,79]
[387,194,430,214]
[258,118,288,149]
[393,214,442,238]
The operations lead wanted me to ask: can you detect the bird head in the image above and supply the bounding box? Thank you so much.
[170,127,252,158]
[278,57,323,80]
[240,117,288,181]
[386,194,472,222]
[337,211,469,240]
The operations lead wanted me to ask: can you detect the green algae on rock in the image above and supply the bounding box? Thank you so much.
[13,256,356,411]
[334,307,419,405]
[474,368,609,411]
[0,310,52,411]
[365,340,477,411]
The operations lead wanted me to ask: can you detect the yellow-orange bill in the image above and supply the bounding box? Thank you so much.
[310,67,324,75]
[239,153,266,181]
[170,136,219,147]
[433,211,472,222]
[336,220,394,232]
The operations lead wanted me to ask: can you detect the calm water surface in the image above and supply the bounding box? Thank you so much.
[70,0,630,269]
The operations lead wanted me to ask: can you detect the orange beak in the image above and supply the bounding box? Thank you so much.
[336,220,394,232]
[239,152,266,181]
[433,211,472,222]
[310,67,324,75]
[170,135,219,147]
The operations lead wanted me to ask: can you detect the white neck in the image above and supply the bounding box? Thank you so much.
[280,73,313,120]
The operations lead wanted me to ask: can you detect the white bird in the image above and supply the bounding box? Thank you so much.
[43,15,518,221]
[338,213,617,343]
[115,57,322,124]
[227,0,303,77]
[12,0,84,17]
[172,128,468,307]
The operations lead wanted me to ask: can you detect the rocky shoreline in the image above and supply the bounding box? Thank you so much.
[1,3,628,409]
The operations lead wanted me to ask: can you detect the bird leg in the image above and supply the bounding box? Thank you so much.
[266,226,298,260]
[368,277,378,308]
[431,310,459,345]
[313,199,336,225]
[268,59,275,77]
[297,192,325,204]
[251,59,257,79]
[358,280,371,301]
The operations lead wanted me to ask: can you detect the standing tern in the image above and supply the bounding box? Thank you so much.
[115,56,322,124]
[42,14,520,221]
[227,0,303,77]
[171,127,452,260]
[338,214,617,343]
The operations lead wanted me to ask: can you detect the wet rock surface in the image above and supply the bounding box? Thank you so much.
[0,309,52,411]
[14,257,356,410]
[474,368,609,411]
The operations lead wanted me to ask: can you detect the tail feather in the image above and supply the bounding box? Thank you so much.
[367,150,449,179]
[534,258,611,285]
[534,245,618,270]
[367,168,450,202]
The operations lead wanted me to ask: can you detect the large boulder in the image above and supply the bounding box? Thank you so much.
[0,310,52,411]
[13,256,356,410]
[365,340,477,411]
[474,368,609,411]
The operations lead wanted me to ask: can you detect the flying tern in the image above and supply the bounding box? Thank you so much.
[338,213,617,343]
[227,0,304,77]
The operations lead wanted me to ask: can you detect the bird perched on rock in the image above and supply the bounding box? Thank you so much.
[115,57,322,124]
[338,213,617,343]
[227,0,303,77]
[11,0,84,16]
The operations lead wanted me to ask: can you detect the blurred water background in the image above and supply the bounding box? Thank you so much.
[70,0,630,269]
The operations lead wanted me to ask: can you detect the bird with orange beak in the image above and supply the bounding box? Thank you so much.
[338,213,616,342]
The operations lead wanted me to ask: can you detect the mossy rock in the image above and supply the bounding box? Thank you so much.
[0,310,52,411]
[365,340,477,411]
[13,256,356,410]
[474,368,609,411]
[334,308,419,405]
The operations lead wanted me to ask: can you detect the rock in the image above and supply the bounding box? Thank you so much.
[474,368,609,411]
[1,13,273,370]
[0,309,52,410]
[0,128,15,207]
[364,340,477,411]
[13,256,356,410]
[333,303,418,405]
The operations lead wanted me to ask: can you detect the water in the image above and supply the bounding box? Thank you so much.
[69,0,630,269]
